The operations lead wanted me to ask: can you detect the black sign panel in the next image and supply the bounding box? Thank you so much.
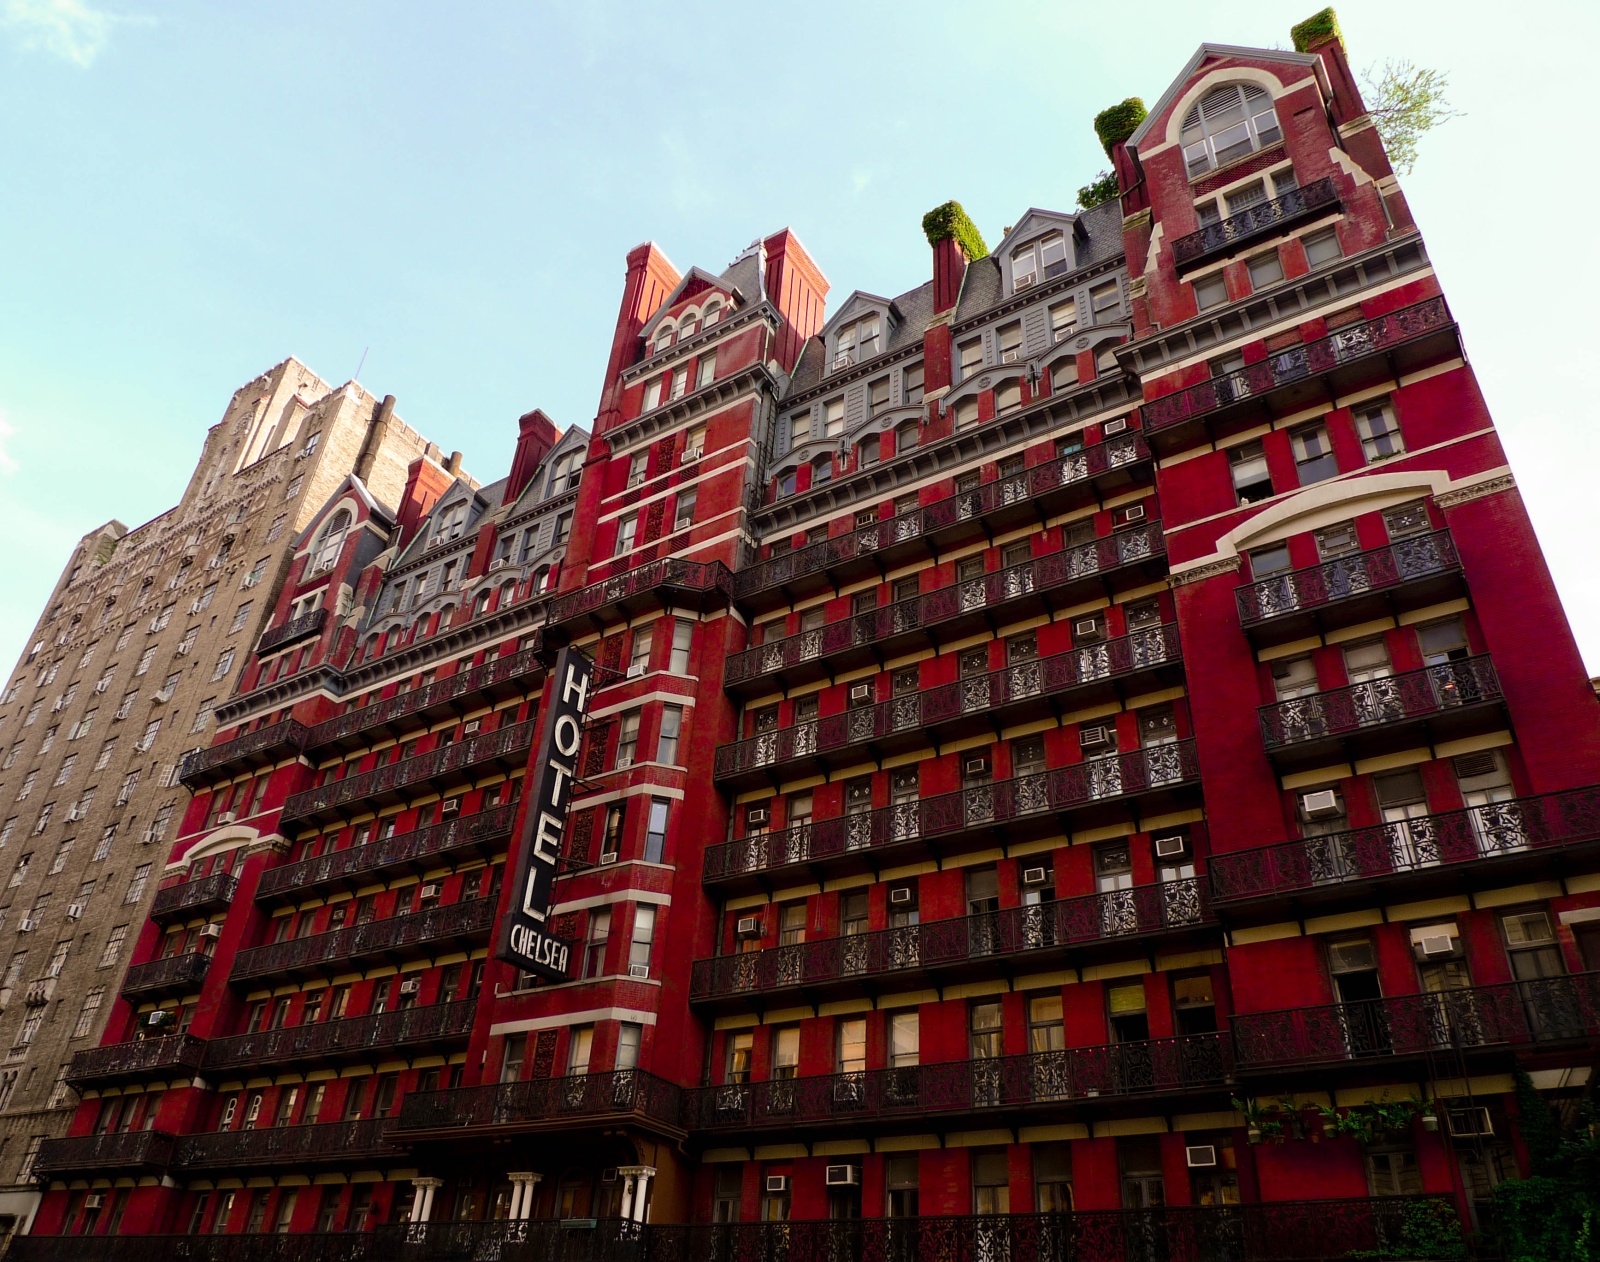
[496,646,592,980]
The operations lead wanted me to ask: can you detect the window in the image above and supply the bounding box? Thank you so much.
[124,863,151,904]
[1292,424,1339,485]
[99,925,128,968]
[644,799,669,862]
[995,381,1023,417]
[953,397,980,430]
[669,619,693,674]
[1303,227,1342,266]
[616,711,640,768]
[669,367,689,400]
[697,353,717,389]
[674,488,697,532]
[313,511,350,569]
[1049,299,1077,341]
[212,649,235,681]
[613,514,638,556]
[889,1011,919,1068]
[617,1021,642,1070]
[656,707,683,764]
[1180,82,1282,177]
[553,512,572,546]
[972,1150,1010,1214]
[1090,281,1120,322]
[1193,272,1228,310]
[958,338,983,379]
[628,630,653,678]
[629,905,656,975]
[626,452,647,489]
[136,646,156,676]
[837,1017,866,1075]
[1247,251,1284,288]
[1356,402,1404,461]
[266,514,286,543]
[285,475,303,500]
[192,699,215,733]
[582,911,611,978]
[834,314,881,368]
[1230,441,1273,504]
[72,987,104,1038]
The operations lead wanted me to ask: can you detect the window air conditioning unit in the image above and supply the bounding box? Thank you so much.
[1015,275,1036,291]
[1185,1145,1218,1168]
[849,684,873,703]
[964,756,991,777]
[420,884,441,899]
[889,886,915,904]
[199,923,223,940]
[216,811,237,825]
[1104,418,1129,436]
[18,919,36,934]
[1079,725,1111,749]
[736,916,763,937]
[765,1175,789,1194]
[189,600,202,615]
[147,1010,169,1027]
[399,978,421,995]
[83,1194,104,1210]
[176,643,190,656]
[66,807,83,822]
[1299,790,1341,820]
[1447,1106,1494,1137]
[825,1165,861,1187]
[615,756,634,770]
[1120,504,1147,523]
[599,851,619,865]
[1154,836,1188,860]
[463,720,481,736]
[65,902,85,920]
[1021,866,1049,886]
[747,807,769,826]
[317,558,336,572]
[1416,933,1457,958]
[94,680,109,693]
[489,558,506,570]
[1073,618,1101,639]
[626,661,646,679]
[1001,349,1020,364]
[154,689,173,704]
[441,799,461,818]
[628,963,651,979]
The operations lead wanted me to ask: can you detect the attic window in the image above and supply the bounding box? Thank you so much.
[1012,232,1069,293]
[1181,83,1282,178]
[680,312,699,338]
[652,324,675,354]
[703,301,722,326]
[834,316,882,370]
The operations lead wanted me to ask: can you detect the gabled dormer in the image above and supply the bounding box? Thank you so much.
[820,291,898,376]
[638,267,745,358]
[997,209,1086,299]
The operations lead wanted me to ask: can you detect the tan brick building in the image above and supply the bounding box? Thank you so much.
[0,358,453,1241]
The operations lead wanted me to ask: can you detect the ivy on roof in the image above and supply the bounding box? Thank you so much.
[921,201,989,261]
[1291,7,1342,52]
[1093,99,1148,160]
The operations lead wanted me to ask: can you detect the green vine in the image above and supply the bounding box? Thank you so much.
[1347,1197,1466,1259]
[1077,171,1120,211]
[1291,7,1342,52]
[1490,1077,1600,1261]
[1093,98,1148,160]
[920,201,988,261]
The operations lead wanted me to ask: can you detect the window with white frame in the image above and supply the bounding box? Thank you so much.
[626,451,647,489]
[1193,273,1228,311]
[1090,281,1120,322]
[1180,82,1282,177]
[1050,299,1077,341]
[652,321,675,354]
[697,352,717,389]
[823,398,845,439]
[903,363,924,405]
[1011,230,1069,292]
[834,315,882,369]
[674,488,697,532]
[548,449,581,494]
[1355,401,1405,462]
[314,511,351,569]
[1303,227,1342,267]
[958,338,983,379]
[669,367,689,401]
[615,514,638,555]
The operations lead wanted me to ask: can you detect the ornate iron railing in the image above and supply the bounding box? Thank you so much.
[256,805,517,901]
[1171,176,1340,268]
[9,1234,383,1262]
[735,433,1150,601]
[394,1069,683,1134]
[66,1033,207,1089]
[1237,531,1459,627]
[1258,657,1500,750]
[704,740,1200,883]
[257,607,328,655]
[1143,298,1452,432]
[230,899,494,983]
[693,878,1209,1000]
[178,719,309,787]
[547,557,733,628]
[685,1035,1230,1131]
[34,1128,175,1176]
[1233,973,1600,1068]
[725,524,1167,688]
[305,647,545,749]
[121,951,211,998]
[280,719,536,822]
[150,871,239,920]
[173,1117,399,1170]
[716,625,1181,780]
[204,1000,476,1071]
[1210,786,1600,903]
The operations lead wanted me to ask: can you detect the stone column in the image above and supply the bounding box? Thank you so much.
[412,1177,444,1223]
[616,1165,656,1224]
[507,1172,541,1220]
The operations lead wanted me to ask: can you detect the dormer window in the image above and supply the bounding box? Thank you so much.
[434,503,468,544]
[834,315,882,370]
[548,450,580,495]
[1011,232,1069,292]
[680,312,699,338]
[652,324,675,354]
[1181,83,1281,178]
[312,511,351,571]
[703,300,722,326]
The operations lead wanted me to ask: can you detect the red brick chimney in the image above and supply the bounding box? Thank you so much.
[933,237,968,315]
[505,409,559,503]
[395,456,454,549]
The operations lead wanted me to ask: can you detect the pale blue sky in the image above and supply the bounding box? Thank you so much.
[3,0,1597,673]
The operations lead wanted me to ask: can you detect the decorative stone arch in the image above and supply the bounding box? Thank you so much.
[1159,66,1298,151]
[166,823,268,874]
[1220,469,1449,560]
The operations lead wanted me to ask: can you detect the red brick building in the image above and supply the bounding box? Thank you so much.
[15,22,1600,1262]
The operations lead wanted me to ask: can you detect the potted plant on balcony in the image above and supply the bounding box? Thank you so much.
[1233,1096,1288,1144]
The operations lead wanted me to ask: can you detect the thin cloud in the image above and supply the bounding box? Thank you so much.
[2,0,136,68]
[0,412,17,475]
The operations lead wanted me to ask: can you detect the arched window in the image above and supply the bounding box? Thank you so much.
[548,450,580,495]
[313,511,351,570]
[499,581,517,606]
[857,435,880,468]
[1052,358,1080,392]
[680,312,699,338]
[995,381,1023,417]
[811,455,834,486]
[702,301,722,327]
[895,419,920,452]
[777,469,797,498]
[533,566,550,593]
[652,323,676,354]
[474,590,492,616]
[1181,83,1281,177]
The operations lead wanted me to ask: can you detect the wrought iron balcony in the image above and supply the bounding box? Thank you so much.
[1258,657,1502,760]
[256,805,517,904]
[65,1033,207,1091]
[692,878,1211,1009]
[178,718,309,789]
[1209,786,1600,910]
[280,719,536,827]
[1233,972,1600,1071]
[1236,530,1462,641]
[9,1233,392,1262]
[1142,297,1454,439]
[685,1035,1231,1134]
[1171,176,1341,270]
[724,523,1167,694]
[33,1128,175,1177]
[306,646,546,753]
[204,1000,476,1072]
[394,1069,683,1139]
[545,557,732,643]
[150,871,238,922]
[256,607,328,655]
[715,625,1183,789]
[173,1117,400,1171]
[121,951,212,1000]
[704,740,1200,890]
[736,431,1151,614]
[230,899,494,984]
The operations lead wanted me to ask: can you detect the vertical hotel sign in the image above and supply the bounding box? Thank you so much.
[497,646,592,981]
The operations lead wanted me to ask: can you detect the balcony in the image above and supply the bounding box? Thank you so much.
[256,606,328,655]
[1209,786,1600,916]
[724,523,1168,696]
[172,1117,400,1172]
[280,719,536,828]
[544,557,733,645]
[1171,176,1341,270]
[1258,657,1503,766]
[685,1035,1231,1135]
[1141,297,1457,451]
[1236,531,1463,646]
[10,1234,392,1262]
[393,1069,684,1141]
[65,1033,207,1091]
[256,805,517,904]
[150,872,239,922]
[691,878,1212,1011]
[306,646,546,754]
[230,899,495,985]
[205,1000,477,1073]
[704,741,1200,892]
[121,951,212,1001]
[33,1129,175,1178]
[735,432,1152,615]
[178,718,309,789]
[715,625,1183,790]
[1233,972,1600,1072]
